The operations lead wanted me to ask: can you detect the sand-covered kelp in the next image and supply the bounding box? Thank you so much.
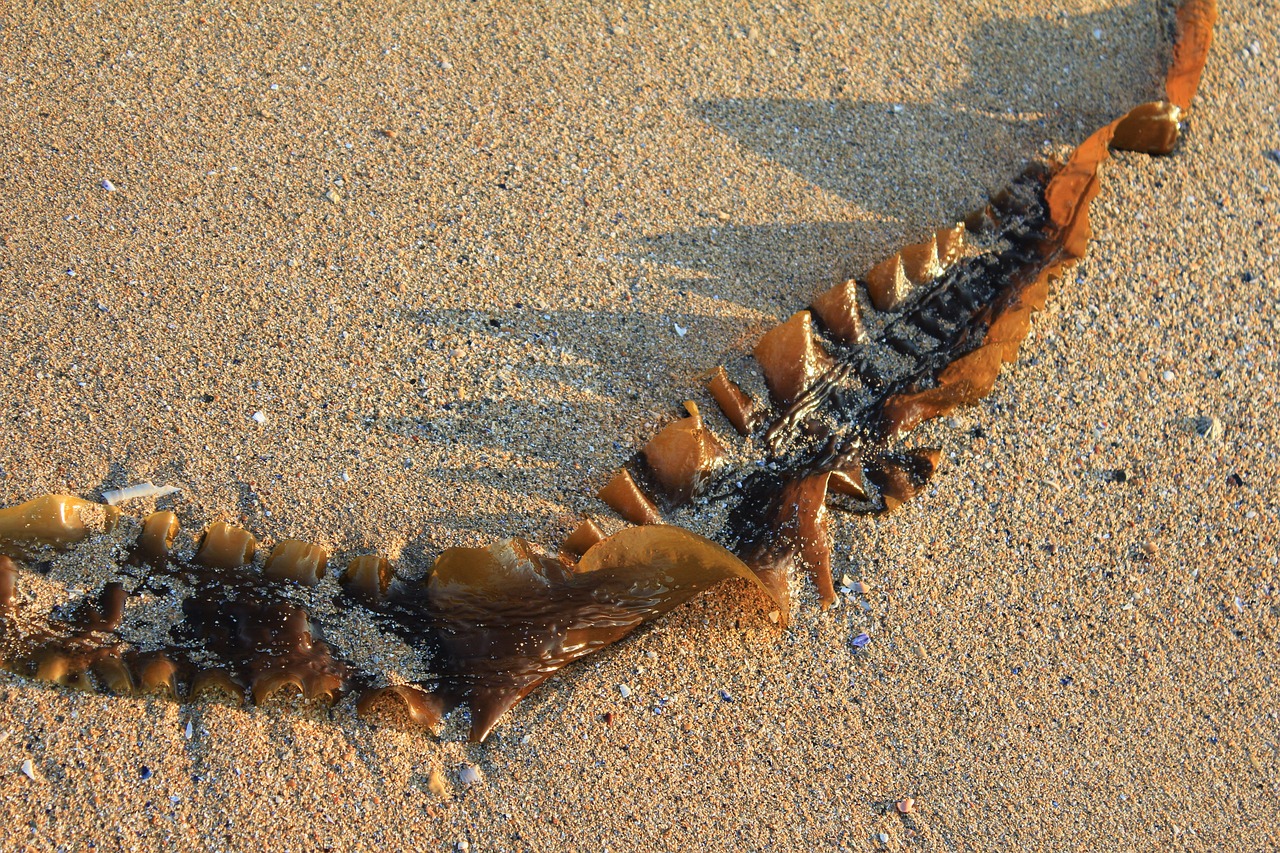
[0,1,1216,741]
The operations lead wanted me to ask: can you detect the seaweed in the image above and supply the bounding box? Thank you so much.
[0,1,1217,741]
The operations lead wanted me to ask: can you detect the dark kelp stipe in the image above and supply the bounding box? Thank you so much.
[0,1,1216,741]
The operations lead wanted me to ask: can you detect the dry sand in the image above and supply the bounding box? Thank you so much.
[1,0,1277,849]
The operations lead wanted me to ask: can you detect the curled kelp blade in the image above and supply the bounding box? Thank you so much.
[425,526,779,742]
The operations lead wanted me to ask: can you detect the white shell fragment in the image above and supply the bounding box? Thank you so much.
[101,481,181,506]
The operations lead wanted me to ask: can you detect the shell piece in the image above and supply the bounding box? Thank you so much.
[598,469,662,526]
[195,522,257,570]
[342,555,393,602]
[810,279,869,345]
[753,311,834,406]
[863,254,912,312]
[560,518,606,559]
[0,495,120,558]
[641,401,727,501]
[264,540,328,585]
[706,366,756,435]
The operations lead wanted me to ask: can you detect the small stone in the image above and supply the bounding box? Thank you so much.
[184,721,193,739]
[618,684,632,698]
[20,759,37,781]
[1140,541,1158,557]
[718,689,733,702]
[251,411,267,424]
[610,24,626,35]
[877,832,890,844]
[439,59,453,71]
[1161,369,1175,381]
[840,573,854,589]
[851,632,871,651]
[768,610,781,624]
[674,323,687,337]
[455,842,470,853]
[766,46,777,57]
[139,765,153,780]
[897,797,915,814]
[457,764,483,786]
[101,178,116,192]
[323,188,342,204]
[852,581,870,594]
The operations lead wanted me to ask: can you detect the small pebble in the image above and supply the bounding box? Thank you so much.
[618,684,632,698]
[674,323,688,337]
[897,797,915,814]
[851,632,871,650]
[184,721,193,739]
[20,759,37,781]
[718,689,733,702]
[139,765,153,780]
[877,832,890,844]
[251,411,267,424]
[1161,369,1175,382]
[323,188,342,204]
[457,764,483,786]
[455,842,470,852]
[101,178,116,192]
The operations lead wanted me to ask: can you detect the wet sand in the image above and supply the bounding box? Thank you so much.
[1,0,1277,849]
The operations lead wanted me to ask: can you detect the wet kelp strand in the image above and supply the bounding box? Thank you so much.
[0,1,1217,741]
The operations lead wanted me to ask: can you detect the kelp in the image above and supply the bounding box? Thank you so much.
[0,1,1216,740]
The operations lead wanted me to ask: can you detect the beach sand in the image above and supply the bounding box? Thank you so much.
[1,0,1277,849]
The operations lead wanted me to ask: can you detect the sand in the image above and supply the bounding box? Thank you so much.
[0,0,1277,849]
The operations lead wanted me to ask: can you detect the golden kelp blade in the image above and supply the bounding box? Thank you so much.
[427,526,780,741]
[0,495,120,558]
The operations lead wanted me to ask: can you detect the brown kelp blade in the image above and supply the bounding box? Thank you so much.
[427,526,780,741]
[0,495,120,558]
[1167,0,1217,111]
